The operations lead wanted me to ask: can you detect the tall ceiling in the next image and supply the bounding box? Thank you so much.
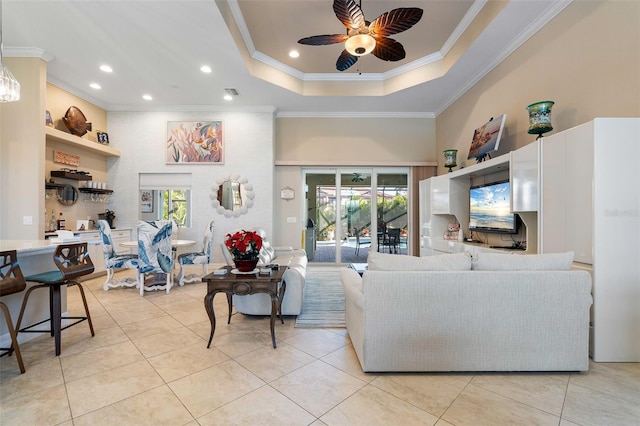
[3,0,569,116]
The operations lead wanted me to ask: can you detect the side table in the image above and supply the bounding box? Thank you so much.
[202,266,287,349]
[348,263,368,276]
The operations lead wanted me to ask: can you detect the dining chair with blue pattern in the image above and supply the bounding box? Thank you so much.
[97,220,139,291]
[137,220,174,297]
[177,219,214,286]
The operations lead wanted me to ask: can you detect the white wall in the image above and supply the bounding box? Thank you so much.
[436,0,640,175]
[274,116,436,249]
[106,110,275,264]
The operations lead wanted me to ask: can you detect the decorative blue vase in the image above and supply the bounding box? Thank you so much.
[526,101,554,138]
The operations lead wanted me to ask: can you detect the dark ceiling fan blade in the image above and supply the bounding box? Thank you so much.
[333,0,365,31]
[298,34,349,46]
[369,8,423,37]
[336,50,358,71]
[372,37,406,62]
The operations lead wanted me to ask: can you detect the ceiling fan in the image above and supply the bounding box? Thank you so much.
[298,0,423,72]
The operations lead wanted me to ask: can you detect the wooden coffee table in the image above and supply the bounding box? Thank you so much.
[202,266,287,349]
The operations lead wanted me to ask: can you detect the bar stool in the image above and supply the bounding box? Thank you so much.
[16,243,95,356]
[0,250,26,373]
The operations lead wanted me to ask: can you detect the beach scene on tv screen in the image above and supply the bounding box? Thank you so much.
[469,182,514,229]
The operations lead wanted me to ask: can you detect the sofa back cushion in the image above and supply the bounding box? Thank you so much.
[471,251,574,270]
[368,251,472,271]
[250,228,275,265]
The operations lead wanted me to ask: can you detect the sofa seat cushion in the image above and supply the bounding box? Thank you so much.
[368,251,472,271]
[471,251,574,271]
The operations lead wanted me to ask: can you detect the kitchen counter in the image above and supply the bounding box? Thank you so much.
[44,227,133,239]
[1,239,100,255]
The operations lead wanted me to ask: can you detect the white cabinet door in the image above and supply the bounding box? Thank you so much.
[430,175,450,214]
[540,131,568,254]
[419,179,432,256]
[80,232,106,273]
[111,229,132,254]
[541,121,594,263]
[510,140,539,212]
[564,122,594,264]
[590,118,640,362]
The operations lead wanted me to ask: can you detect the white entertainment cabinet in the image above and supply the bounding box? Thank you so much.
[420,118,639,362]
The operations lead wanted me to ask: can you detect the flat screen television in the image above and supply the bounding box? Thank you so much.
[469,180,518,234]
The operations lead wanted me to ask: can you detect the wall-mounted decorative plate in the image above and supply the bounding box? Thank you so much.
[280,186,295,200]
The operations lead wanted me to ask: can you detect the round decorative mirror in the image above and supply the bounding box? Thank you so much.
[210,174,254,218]
[58,185,79,206]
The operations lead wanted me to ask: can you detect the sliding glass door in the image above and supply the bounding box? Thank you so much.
[304,168,409,264]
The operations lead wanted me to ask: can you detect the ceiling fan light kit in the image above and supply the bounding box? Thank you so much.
[298,0,423,71]
[345,33,376,56]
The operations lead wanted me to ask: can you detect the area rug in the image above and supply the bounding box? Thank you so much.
[295,270,345,328]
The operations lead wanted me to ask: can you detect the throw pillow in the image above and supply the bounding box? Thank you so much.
[470,251,574,270]
[367,251,471,271]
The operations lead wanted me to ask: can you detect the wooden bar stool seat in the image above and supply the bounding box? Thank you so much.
[16,243,95,356]
[0,250,27,373]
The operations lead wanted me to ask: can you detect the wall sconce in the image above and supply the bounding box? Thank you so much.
[443,149,458,173]
[526,101,554,139]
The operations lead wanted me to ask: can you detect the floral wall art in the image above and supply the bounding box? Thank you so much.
[166,121,223,164]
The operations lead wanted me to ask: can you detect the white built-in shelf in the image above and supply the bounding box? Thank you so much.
[449,153,510,179]
[45,127,121,157]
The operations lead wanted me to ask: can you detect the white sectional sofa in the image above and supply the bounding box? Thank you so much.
[231,229,308,316]
[341,251,592,372]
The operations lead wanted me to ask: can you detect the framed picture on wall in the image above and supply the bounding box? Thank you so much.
[141,191,154,213]
[166,121,223,164]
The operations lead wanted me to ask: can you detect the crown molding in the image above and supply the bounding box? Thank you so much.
[276,111,435,119]
[105,104,278,113]
[4,47,54,61]
[275,160,438,167]
[435,0,572,116]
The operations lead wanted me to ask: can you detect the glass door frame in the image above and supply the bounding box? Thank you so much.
[303,167,412,264]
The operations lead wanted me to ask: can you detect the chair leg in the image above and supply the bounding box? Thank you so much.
[70,282,95,337]
[103,268,114,291]
[138,272,144,297]
[0,302,25,373]
[50,285,62,356]
[177,263,184,286]
[15,283,47,336]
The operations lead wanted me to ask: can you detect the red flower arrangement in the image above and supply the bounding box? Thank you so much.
[224,230,263,260]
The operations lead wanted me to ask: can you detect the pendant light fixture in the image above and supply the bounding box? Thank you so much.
[0,0,21,103]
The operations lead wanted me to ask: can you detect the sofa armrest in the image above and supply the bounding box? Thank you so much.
[273,246,293,252]
[274,247,307,258]
[341,268,365,369]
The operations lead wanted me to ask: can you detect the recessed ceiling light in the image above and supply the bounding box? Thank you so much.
[289,50,300,58]
[142,94,153,101]
[99,65,113,73]
[89,83,101,90]
[223,94,233,101]
[200,65,212,73]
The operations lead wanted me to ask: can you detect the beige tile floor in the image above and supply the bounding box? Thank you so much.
[1,266,639,426]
